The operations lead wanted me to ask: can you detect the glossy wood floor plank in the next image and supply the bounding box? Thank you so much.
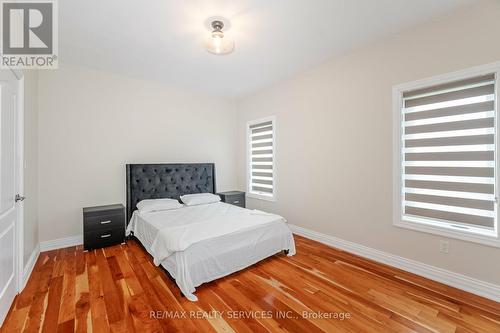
[2,235,499,333]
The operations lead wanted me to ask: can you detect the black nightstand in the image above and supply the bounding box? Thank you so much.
[83,204,125,251]
[217,191,246,208]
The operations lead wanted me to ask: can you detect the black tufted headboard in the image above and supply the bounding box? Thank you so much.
[126,163,216,223]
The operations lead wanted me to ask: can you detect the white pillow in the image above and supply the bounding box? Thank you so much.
[180,193,221,206]
[136,198,183,212]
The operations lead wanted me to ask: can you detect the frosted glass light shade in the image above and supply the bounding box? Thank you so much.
[205,30,234,55]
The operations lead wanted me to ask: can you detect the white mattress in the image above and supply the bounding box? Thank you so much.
[126,202,296,301]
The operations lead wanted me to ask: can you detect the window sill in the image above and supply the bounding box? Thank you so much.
[246,192,276,202]
[395,218,500,248]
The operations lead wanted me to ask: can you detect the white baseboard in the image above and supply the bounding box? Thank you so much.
[22,244,40,290]
[40,235,83,252]
[289,224,500,302]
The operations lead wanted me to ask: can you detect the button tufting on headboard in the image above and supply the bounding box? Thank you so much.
[126,163,216,223]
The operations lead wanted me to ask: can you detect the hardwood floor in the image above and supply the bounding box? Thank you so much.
[2,235,499,333]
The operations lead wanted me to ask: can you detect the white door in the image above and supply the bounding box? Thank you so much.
[0,69,21,325]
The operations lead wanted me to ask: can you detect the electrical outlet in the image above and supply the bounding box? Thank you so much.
[439,240,450,254]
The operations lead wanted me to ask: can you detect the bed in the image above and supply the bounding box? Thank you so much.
[125,163,296,301]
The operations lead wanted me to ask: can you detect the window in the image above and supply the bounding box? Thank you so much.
[247,116,276,201]
[393,63,500,247]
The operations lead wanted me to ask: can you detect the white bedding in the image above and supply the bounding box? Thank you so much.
[126,202,296,301]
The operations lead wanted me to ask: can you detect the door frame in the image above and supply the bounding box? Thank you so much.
[11,69,25,293]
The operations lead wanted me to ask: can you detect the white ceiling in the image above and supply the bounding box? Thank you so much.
[60,0,478,98]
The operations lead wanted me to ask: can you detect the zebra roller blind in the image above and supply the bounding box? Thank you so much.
[248,118,275,199]
[402,73,496,230]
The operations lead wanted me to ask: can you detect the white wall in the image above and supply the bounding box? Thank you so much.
[236,1,500,284]
[38,64,238,242]
[23,70,39,266]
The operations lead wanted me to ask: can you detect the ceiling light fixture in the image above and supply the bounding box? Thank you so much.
[205,19,234,55]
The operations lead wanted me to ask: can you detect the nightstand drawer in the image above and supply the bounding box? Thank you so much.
[226,196,245,207]
[84,227,124,250]
[84,213,124,232]
[217,191,246,208]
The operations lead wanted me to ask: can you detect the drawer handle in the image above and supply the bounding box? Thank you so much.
[100,234,112,238]
[233,200,240,204]
[100,220,112,224]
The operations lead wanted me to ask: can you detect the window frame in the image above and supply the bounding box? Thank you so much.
[246,116,277,202]
[392,62,500,248]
